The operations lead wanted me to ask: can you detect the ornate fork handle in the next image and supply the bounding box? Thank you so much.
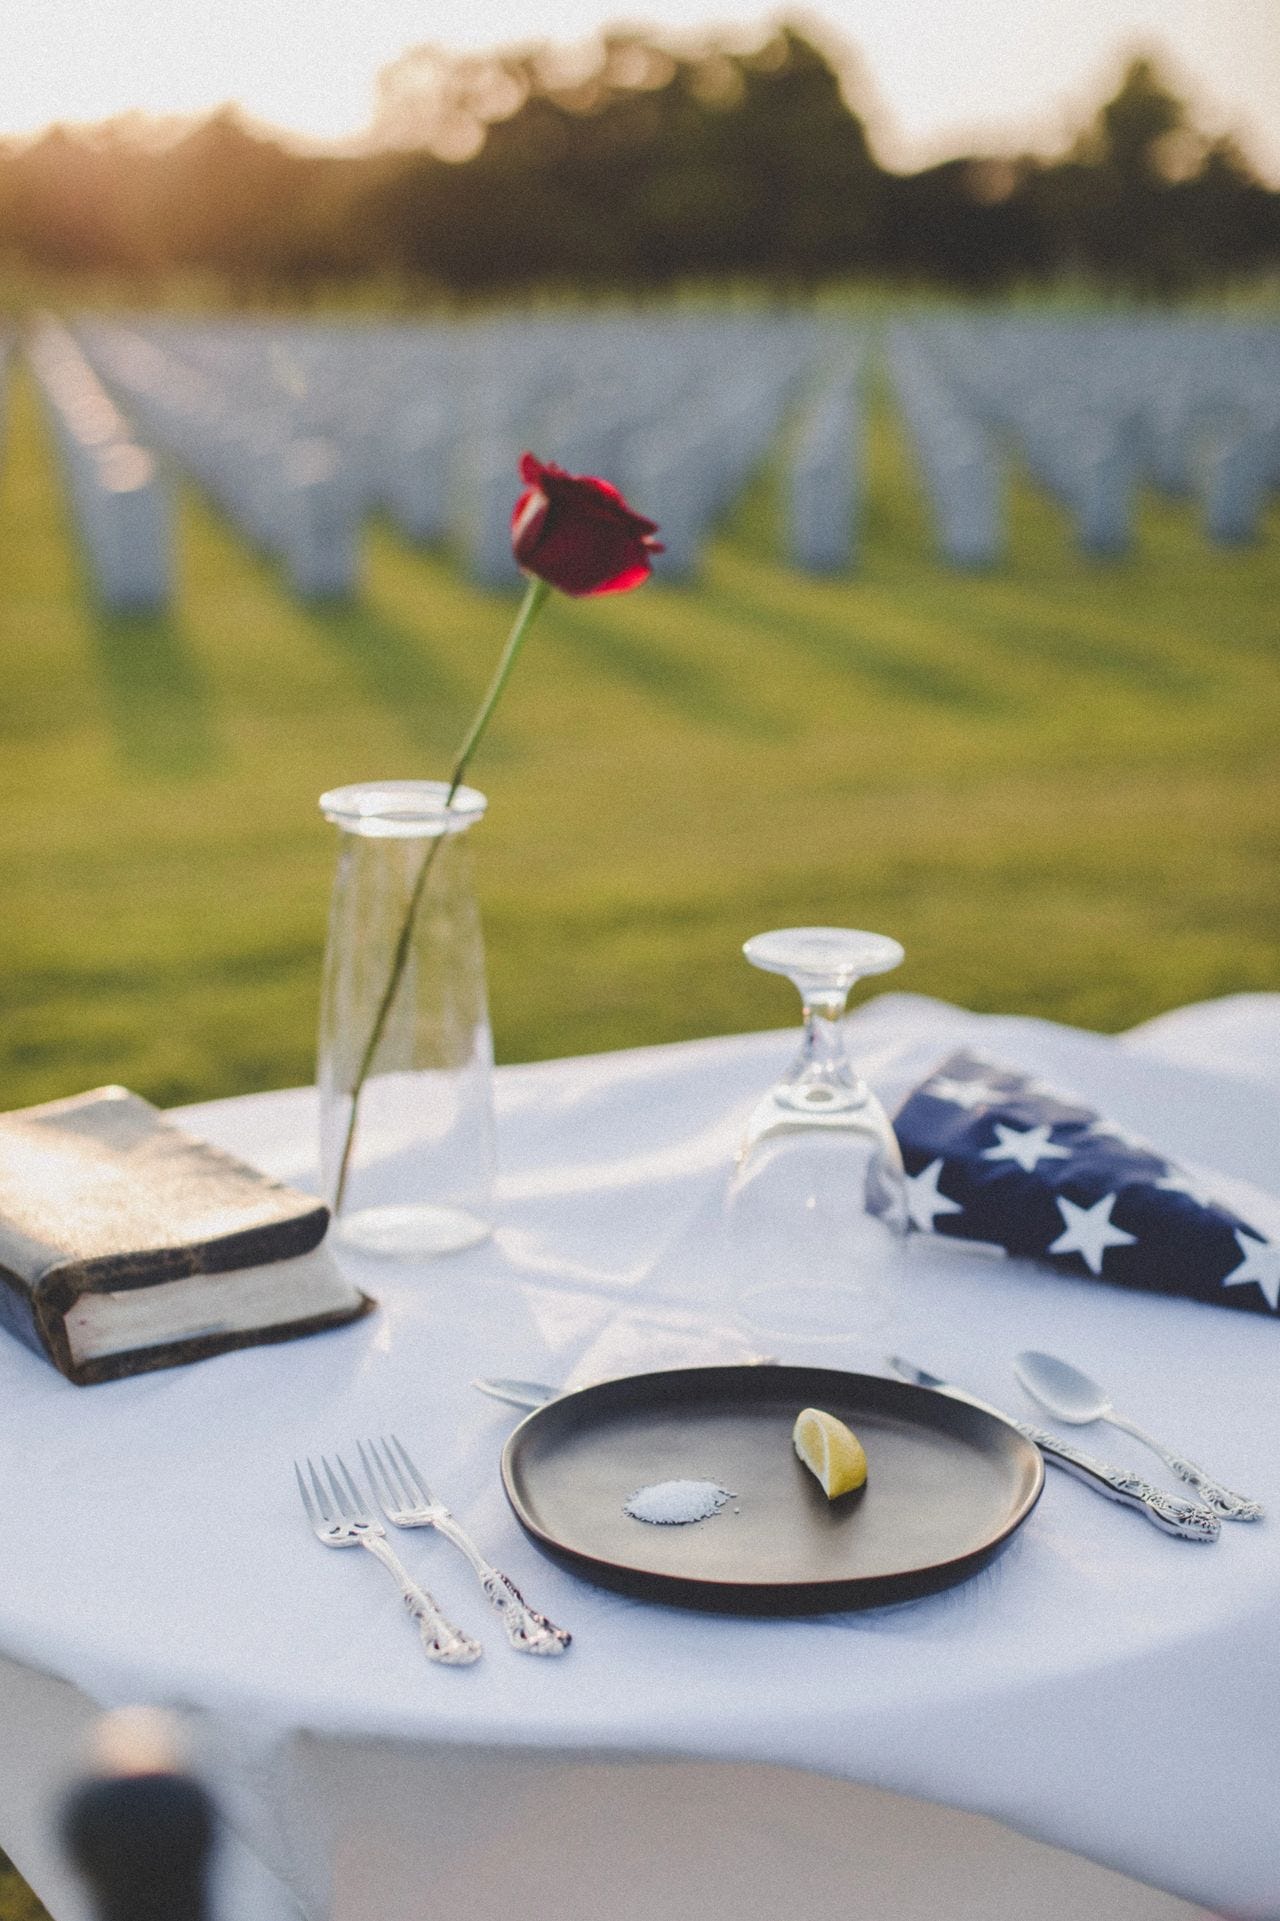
[431,1510,571,1654]
[358,1532,482,1665]
[1108,1418,1263,1522]
[1017,1424,1221,1541]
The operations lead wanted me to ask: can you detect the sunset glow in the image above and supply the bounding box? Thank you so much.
[0,0,1276,180]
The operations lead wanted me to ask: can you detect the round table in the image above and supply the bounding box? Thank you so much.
[1,991,1277,1921]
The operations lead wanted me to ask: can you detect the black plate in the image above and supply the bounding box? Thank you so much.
[501,1365,1044,1614]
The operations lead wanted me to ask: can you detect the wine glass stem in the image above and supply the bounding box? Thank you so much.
[803,988,847,1057]
[782,985,866,1105]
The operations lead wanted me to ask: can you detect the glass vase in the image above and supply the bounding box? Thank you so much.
[317,780,495,1257]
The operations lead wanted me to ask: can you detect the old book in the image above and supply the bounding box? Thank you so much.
[0,1085,373,1385]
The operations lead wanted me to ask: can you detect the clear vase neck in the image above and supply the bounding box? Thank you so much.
[319,780,487,840]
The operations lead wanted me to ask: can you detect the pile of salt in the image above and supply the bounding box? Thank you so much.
[624,1479,733,1526]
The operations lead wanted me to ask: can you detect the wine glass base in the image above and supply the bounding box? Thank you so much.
[334,1203,492,1258]
[743,927,904,982]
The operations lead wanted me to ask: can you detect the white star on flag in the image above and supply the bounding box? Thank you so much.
[1221,1231,1280,1312]
[981,1121,1072,1174]
[1048,1192,1138,1275]
[904,1158,964,1233]
[927,1076,1008,1110]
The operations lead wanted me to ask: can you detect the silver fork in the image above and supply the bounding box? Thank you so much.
[294,1454,482,1667]
[359,1436,571,1655]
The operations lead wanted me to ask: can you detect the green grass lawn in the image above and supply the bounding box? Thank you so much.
[0,325,1276,1921]
[0,1853,46,1921]
[1,356,1277,1117]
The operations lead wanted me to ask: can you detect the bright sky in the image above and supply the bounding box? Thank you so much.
[2,0,1277,179]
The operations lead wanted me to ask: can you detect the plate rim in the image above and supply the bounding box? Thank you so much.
[499,1363,1045,1613]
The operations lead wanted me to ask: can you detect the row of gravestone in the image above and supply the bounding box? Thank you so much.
[25,318,173,614]
[74,312,866,604]
[887,316,1280,566]
[17,312,1280,613]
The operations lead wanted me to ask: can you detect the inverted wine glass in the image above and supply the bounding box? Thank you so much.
[724,926,908,1344]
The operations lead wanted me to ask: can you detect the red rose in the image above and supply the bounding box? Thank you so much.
[510,453,663,597]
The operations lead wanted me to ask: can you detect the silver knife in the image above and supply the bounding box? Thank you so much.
[473,1358,779,1412]
[887,1355,1221,1543]
[472,1376,560,1410]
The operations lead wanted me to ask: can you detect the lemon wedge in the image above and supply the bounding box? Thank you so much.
[792,1407,868,1498]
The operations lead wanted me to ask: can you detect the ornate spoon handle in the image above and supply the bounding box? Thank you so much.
[430,1511,571,1654]
[1015,1423,1221,1541]
[359,1534,482,1664]
[1107,1416,1263,1522]
[886,1358,1221,1542]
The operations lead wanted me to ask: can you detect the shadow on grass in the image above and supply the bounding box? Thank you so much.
[306,598,474,753]
[550,596,792,740]
[90,609,221,777]
[702,561,1013,715]
[949,582,1213,694]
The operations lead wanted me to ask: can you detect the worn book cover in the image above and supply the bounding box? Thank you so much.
[0,1085,373,1385]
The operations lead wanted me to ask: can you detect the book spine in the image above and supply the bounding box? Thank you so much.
[69,1291,374,1386]
[0,1265,68,1376]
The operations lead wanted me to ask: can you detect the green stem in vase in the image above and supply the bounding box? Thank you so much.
[330,576,550,1214]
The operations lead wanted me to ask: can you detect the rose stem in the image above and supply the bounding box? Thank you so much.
[331,576,550,1213]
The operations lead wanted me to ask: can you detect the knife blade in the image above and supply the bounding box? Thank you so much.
[472,1355,780,1413]
[886,1355,1221,1543]
[471,1376,559,1410]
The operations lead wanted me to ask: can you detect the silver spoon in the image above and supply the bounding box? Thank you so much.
[1014,1350,1263,1522]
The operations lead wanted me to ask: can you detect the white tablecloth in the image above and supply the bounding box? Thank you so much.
[1,992,1278,1921]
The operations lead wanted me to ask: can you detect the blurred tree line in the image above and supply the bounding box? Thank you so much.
[0,27,1275,299]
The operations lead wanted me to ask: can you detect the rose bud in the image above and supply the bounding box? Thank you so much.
[511,453,663,597]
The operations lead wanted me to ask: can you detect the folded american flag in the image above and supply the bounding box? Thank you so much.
[894,1050,1280,1315]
